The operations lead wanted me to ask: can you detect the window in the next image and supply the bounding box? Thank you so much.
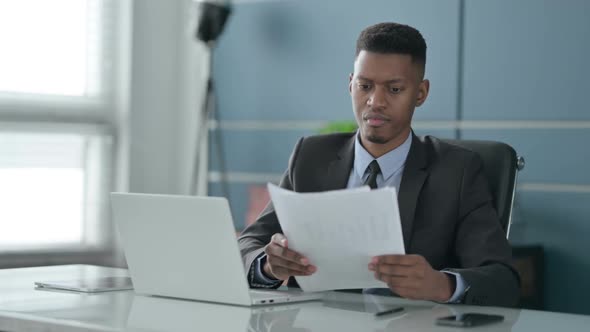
[0,128,112,252]
[0,0,124,256]
[0,0,108,99]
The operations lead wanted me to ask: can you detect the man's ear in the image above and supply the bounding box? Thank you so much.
[416,79,430,107]
[348,73,354,93]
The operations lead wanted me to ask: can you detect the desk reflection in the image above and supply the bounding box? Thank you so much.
[125,293,520,332]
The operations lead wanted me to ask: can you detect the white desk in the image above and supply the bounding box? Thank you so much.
[0,265,588,332]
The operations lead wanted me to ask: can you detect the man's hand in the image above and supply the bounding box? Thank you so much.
[368,254,455,302]
[263,233,317,281]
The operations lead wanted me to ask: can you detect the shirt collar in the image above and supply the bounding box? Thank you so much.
[354,131,412,181]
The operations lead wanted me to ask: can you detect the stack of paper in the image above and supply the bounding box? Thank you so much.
[267,183,405,292]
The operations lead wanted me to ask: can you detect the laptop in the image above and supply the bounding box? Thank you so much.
[34,276,133,293]
[111,192,323,306]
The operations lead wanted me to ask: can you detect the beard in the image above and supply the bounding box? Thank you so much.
[366,134,389,144]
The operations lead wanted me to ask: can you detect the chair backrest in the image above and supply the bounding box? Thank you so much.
[441,139,524,237]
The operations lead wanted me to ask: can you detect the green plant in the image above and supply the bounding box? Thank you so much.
[318,120,357,134]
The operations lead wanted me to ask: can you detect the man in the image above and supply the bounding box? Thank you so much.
[238,22,520,306]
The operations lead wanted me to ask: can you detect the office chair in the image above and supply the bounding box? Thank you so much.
[442,139,525,238]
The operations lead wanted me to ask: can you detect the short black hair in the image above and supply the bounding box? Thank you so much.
[356,22,427,67]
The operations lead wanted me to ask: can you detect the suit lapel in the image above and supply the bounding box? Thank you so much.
[321,132,429,251]
[398,133,429,250]
[323,134,355,191]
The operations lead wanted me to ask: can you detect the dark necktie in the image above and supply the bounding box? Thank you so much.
[364,160,381,189]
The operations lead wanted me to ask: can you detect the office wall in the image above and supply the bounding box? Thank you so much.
[210,0,460,225]
[128,0,207,196]
[210,0,590,314]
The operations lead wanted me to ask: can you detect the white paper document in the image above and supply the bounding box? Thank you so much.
[267,183,405,292]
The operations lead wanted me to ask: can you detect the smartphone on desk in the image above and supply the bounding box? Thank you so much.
[436,313,504,327]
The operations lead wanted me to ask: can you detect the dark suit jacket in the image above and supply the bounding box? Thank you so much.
[238,132,520,307]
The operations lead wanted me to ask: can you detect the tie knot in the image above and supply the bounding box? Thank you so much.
[364,160,381,189]
[367,160,381,174]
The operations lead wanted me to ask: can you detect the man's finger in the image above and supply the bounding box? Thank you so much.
[383,275,419,289]
[266,255,306,272]
[376,264,424,279]
[374,254,422,266]
[390,285,421,300]
[267,254,310,275]
[271,233,288,247]
[265,242,285,257]
[265,242,309,266]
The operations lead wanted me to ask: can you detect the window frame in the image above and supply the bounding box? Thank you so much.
[0,0,130,267]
